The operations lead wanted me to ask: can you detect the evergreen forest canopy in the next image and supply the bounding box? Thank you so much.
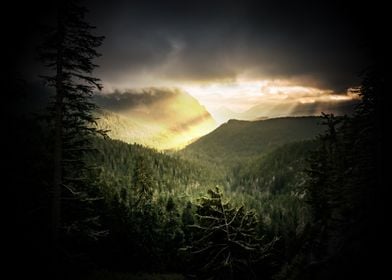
[10,0,386,279]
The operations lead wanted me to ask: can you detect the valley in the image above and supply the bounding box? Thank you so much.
[12,0,383,278]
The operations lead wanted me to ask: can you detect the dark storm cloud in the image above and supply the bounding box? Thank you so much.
[86,0,370,92]
[291,99,359,116]
[93,88,180,112]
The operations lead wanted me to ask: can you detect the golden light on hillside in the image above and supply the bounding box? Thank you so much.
[97,87,217,150]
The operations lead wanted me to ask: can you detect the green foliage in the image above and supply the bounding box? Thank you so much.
[305,113,346,222]
[38,0,107,244]
[181,117,323,169]
[16,113,330,279]
[277,67,384,279]
[82,126,319,277]
[134,156,155,208]
[16,89,335,280]
[233,140,317,195]
[185,188,275,279]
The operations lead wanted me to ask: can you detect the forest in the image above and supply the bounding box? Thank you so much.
[9,0,386,279]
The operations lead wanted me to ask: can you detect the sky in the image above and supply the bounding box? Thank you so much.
[79,0,370,117]
[10,0,377,122]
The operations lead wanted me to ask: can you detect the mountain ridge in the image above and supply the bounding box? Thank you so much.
[212,99,358,123]
[180,116,324,166]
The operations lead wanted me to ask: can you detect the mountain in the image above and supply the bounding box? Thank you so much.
[95,88,217,150]
[242,99,358,120]
[232,140,318,195]
[212,99,358,123]
[96,109,167,147]
[87,137,219,199]
[181,116,324,166]
[211,106,242,124]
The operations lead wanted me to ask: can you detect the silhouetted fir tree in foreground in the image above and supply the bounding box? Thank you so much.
[306,113,345,223]
[276,65,385,280]
[185,187,276,280]
[38,0,106,271]
[182,201,195,243]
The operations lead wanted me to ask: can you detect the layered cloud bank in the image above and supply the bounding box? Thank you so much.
[181,79,359,124]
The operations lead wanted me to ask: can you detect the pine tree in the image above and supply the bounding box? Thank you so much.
[39,0,105,245]
[182,201,195,243]
[294,66,385,279]
[133,156,154,208]
[306,113,344,222]
[186,187,275,279]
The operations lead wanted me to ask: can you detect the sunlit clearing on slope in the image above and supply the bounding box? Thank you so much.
[125,88,217,149]
[95,87,217,150]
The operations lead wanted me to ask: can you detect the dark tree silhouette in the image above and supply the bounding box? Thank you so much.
[283,65,386,280]
[39,0,105,245]
[186,188,275,280]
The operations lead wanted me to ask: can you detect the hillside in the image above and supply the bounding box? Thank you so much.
[94,88,217,150]
[212,100,358,124]
[181,116,324,166]
[240,100,358,120]
[86,137,223,202]
[96,109,188,149]
[233,140,318,195]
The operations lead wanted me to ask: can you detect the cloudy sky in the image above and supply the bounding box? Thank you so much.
[14,0,376,118]
[80,0,370,115]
